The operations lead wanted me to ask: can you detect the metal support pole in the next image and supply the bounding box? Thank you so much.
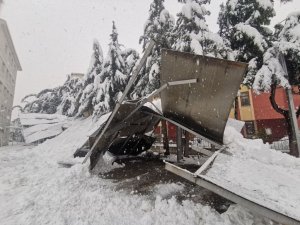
[161,120,169,155]
[279,54,300,157]
[286,88,300,157]
[176,127,183,162]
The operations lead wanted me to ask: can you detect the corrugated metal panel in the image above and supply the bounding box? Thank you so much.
[160,49,247,145]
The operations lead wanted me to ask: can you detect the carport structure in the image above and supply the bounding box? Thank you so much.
[82,41,300,225]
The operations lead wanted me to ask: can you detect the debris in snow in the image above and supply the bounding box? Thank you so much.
[18,113,70,144]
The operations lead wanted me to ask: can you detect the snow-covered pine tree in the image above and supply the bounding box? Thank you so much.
[22,87,62,114]
[122,48,139,77]
[132,0,175,99]
[252,11,300,157]
[56,76,82,116]
[76,40,104,117]
[93,22,128,116]
[173,0,232,59]
[218,0,276,86]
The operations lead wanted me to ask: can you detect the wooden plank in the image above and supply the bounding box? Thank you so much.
[165,162,300,225]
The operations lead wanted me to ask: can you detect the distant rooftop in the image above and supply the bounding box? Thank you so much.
[70,73,84,80]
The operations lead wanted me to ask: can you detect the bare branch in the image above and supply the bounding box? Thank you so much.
[269,83,288,116]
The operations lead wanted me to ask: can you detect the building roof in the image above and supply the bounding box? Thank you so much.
[0,18,22,71]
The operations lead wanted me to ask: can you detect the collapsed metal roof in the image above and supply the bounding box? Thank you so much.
[85,47,247,171]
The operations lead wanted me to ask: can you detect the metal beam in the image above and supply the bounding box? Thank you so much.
[82,40,156,163]
[190,145,213,157]
[143,111,223,149]
[194,147,226,175]
[123,78,197,122]
[168,78,197,86]
[165,162,300,225]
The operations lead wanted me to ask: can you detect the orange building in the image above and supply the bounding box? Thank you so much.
[230,86,300,143]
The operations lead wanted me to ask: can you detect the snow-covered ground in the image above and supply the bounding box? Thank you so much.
[0,117,271,225]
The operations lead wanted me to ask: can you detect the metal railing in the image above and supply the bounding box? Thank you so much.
[270,137,290,152]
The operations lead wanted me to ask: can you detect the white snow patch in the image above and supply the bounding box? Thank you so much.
[154,183,185,198]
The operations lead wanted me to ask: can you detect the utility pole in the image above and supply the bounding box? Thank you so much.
[279,54,300,157]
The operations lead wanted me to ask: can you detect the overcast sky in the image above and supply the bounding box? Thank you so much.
[1,0,300,105]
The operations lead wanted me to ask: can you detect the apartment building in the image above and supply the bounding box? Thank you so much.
[0,18,21,146]
[230,86,300,143]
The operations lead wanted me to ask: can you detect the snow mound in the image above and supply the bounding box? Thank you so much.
[202,126,300,221]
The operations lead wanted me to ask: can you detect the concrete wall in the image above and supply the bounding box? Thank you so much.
[0,19,21,146]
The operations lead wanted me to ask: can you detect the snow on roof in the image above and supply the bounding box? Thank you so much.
[200,126,300,221]
[34,115,109,162]
[19,113,70,143]
[19,113,68,126]
[24,123,64,144]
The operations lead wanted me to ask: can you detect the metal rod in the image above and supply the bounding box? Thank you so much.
[165,162,300,225]
[123,78,197,123]
[194,147,226,175]
[190,145,213,156]
[168,78,197,86]
[83,40,156,163]
[143,111,222,148]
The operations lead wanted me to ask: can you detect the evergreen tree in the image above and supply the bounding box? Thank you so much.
[93,22,129,116]
[253,11,300,94]
[76,40,104,117]
[132,0,175,99]
[22,88,62,114]
[252,11,300,157]
[56,76,82,116]
[173,0,232,59]
[218,0,276,86]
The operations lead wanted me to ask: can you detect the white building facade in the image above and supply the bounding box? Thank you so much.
[0,18,21,146]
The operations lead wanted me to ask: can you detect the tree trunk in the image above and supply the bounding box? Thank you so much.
[161,120,170,155]
[269,83,299,157]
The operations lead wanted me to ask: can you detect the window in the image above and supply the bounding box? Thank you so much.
[240,91,250,106]
[245,121,255,135]
[265,128,272,136]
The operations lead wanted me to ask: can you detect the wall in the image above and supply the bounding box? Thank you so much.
[0,19,21,146]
